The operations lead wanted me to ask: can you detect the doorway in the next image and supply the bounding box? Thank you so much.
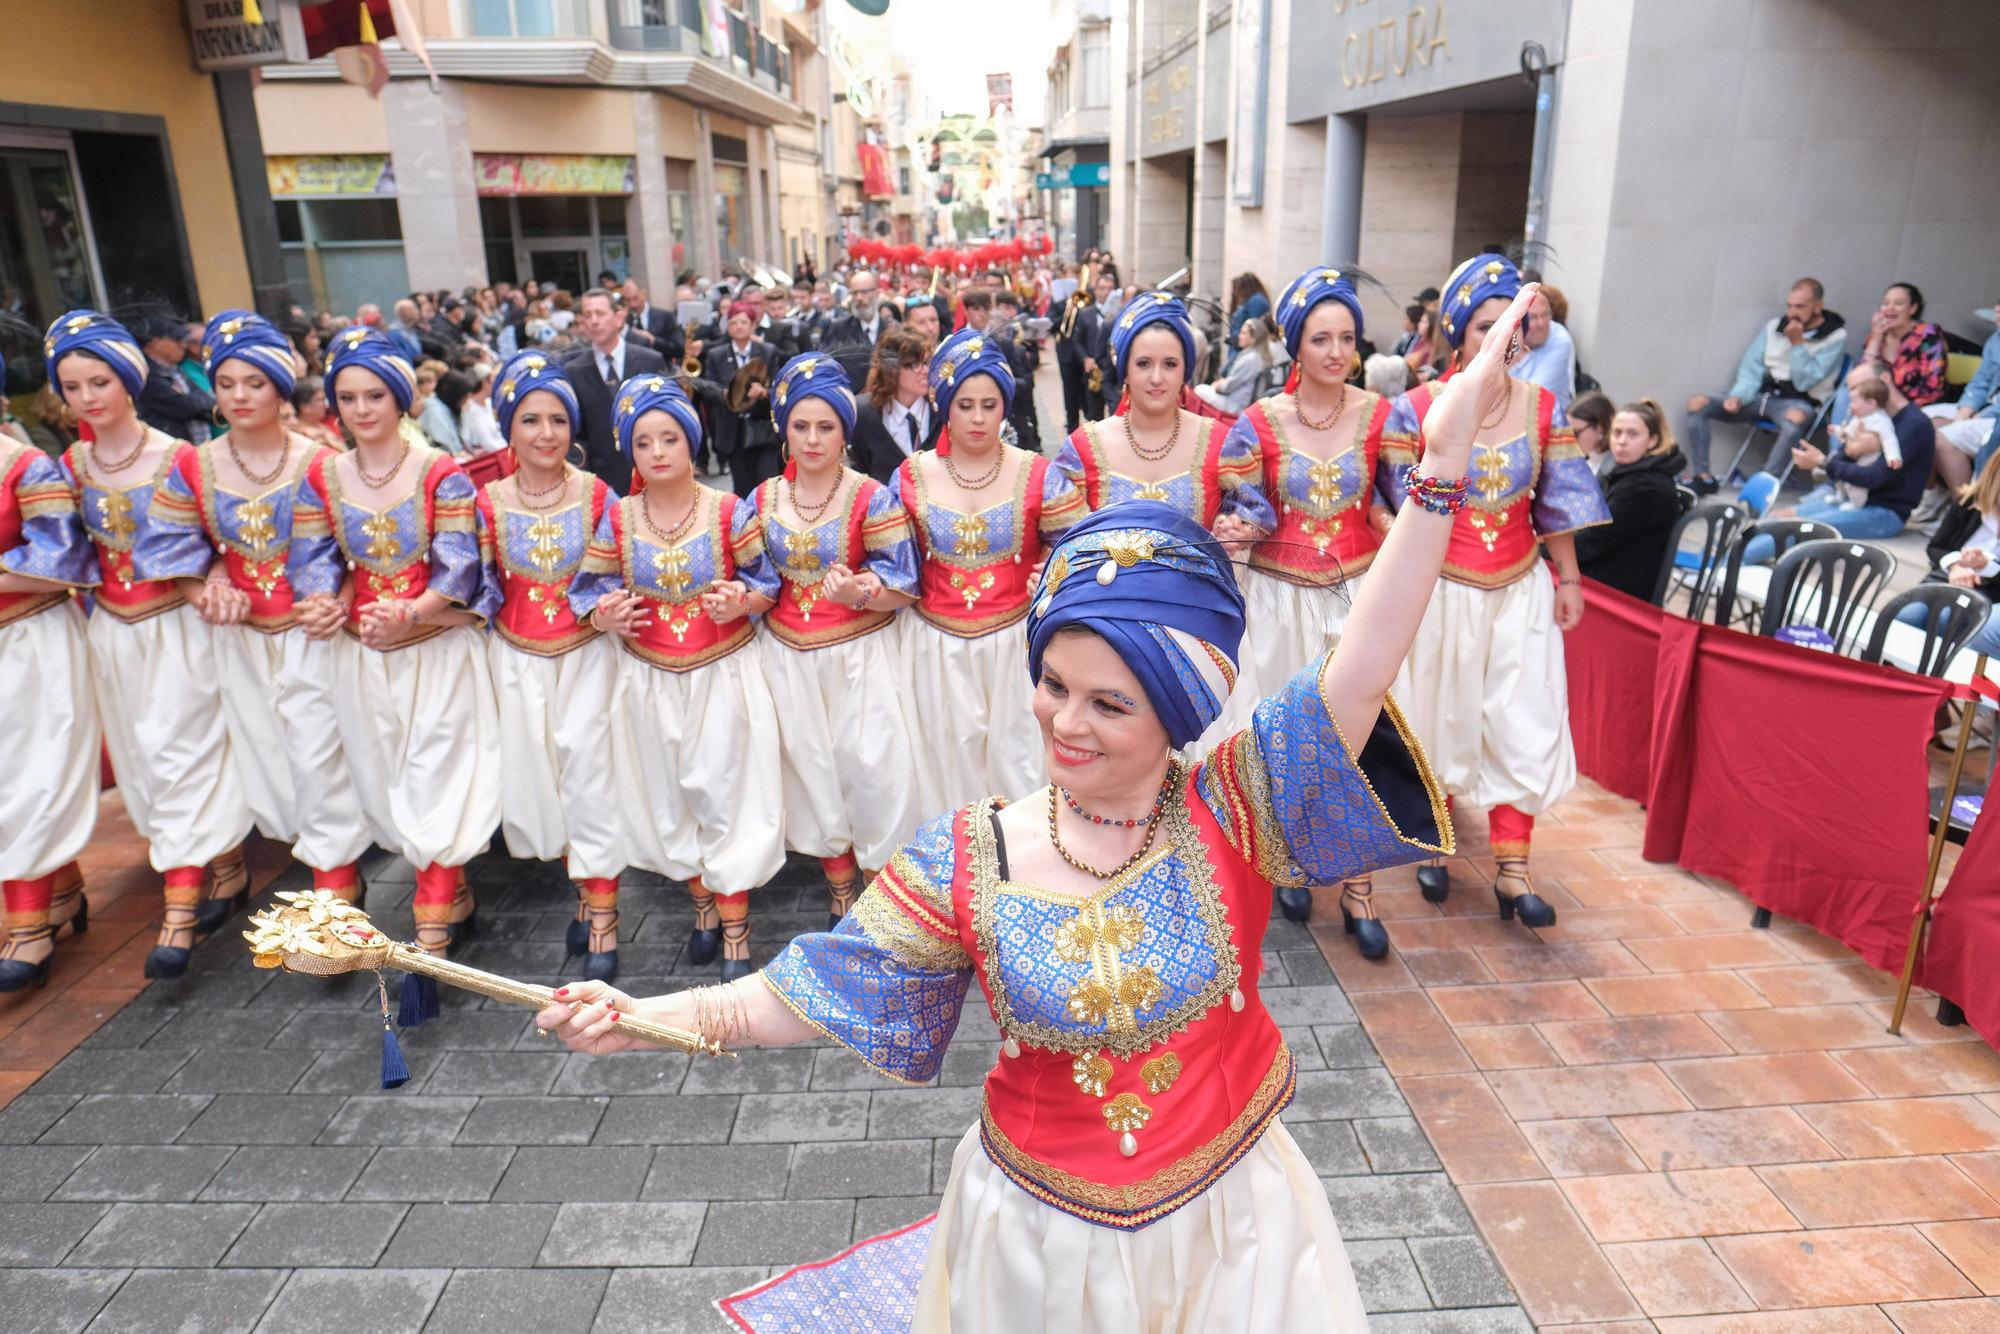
[524,244,588,294]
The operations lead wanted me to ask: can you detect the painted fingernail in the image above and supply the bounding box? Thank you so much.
[554,987,568,997]
[609,1010,619,1021]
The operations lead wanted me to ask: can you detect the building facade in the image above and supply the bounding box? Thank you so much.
[1042,0,1113,256]
[1110,0,2000,412]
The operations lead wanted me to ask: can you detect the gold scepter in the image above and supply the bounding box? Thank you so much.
[244,890,731,1059]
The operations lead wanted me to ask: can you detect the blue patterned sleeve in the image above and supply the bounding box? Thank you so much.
[1215,418,1276,534]
[131,456,212,581]
[730,485,781,602]
[857,481,919,596]
[1195,655,1452,887]
[1036,456,1089,541]
[762,810,974,1085]
[567,499,623,620]
[466,490,505,623]
[1,451,99,587]
[1533,425,1613,538]
[1054,431,1088,493]
[427,467,487,615]
[1377,392,1425,511]
[285,466,343,598]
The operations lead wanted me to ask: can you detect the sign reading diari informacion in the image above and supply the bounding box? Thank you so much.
[185,0,308,70]
[1286,0,1567,120]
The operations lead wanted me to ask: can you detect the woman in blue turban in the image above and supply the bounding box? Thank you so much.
[535,282,1544,1334]
[42,309,253,980]
[288,325,499,961]
[898,327,1089,814]
[1376,252,1612,924]
[568,371,787,981]
[1209,266,1404,946]
[132,309,370,935]
[1053,289,1274,555]
[471,350,632,980]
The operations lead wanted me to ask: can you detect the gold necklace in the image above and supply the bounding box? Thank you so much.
[515,465,571,512]
[1478,380,1513,433]
[1045,765,1178,881]
[354,438,411,489]
[942,443,1005,490]
[640,487,701,547]
[89,424,149,475]
[1295,382,1348,432]
[788,471,842,525]
[227,432,291,489]
[1123,409,1181,463]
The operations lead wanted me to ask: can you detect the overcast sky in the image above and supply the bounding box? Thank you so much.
[873,0,1054,126]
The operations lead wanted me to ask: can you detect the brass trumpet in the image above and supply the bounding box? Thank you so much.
[684,350,703,376]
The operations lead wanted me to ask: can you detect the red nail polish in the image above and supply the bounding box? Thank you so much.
[609,1010,619,1021]
[554,987,568,997]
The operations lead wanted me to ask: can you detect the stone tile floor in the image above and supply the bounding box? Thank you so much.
[0,808,1529,1333]
[1319,776,2000,1333]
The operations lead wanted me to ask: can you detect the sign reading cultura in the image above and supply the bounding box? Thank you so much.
[1287,0,1567,120]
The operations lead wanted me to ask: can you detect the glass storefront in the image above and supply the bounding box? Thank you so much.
[0,133,106,383]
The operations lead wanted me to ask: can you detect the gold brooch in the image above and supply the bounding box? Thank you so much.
[1139,1052,1182,1095]
[1072,1053,1112,1098]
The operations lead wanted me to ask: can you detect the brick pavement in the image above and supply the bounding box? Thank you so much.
[0,827,1529,1332]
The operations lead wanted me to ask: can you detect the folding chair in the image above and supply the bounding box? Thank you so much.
[1724,353,1852,484]
[1674,484,1698,517]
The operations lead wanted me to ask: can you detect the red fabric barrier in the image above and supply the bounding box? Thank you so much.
[1924,788,2000,1045]
[1563,580,1666,804]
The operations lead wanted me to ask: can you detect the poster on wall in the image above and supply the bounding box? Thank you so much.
[1229,0,1271,206]
[474,155,636,196]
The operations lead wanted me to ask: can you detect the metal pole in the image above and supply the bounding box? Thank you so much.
[1889,653,1991,1035]
[1320,113,1364,266]
[1522,47,1558,257]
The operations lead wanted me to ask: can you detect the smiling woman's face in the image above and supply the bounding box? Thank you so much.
[1032,627,1172,802]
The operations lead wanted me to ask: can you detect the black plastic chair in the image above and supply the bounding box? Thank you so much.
[1860,584,1994,677]
[1674,484,1698,516]
[1652,499,1749,613]
[1757,538,1895,655]
[1710,519,1837,630]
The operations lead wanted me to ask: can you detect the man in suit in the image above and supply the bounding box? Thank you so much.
[619,280,683,364]
[562,288,668,495]
[850,327,939,484]
[1077,272,1122,419]
[822,268,889,387]
[1053,275,1091,432]
[700,303,784,496]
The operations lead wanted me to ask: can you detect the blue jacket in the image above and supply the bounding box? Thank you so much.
[1958,330,2000,420]
[1824,403,1935,520]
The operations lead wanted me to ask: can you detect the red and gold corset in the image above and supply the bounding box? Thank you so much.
[1054,413,1272,532]
[897,450,1088,637]
[62,436,191,623]
[478,475,610,657]
[572,487,757,672]
[0,439,96,628]
[1242,392,1392,585]
[738,470,920,651]
[762,652,1452,1230]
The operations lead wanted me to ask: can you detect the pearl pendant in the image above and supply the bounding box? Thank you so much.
[1013,552,1022,564]
[1229,987,1245,1013]
[1001,1037,1020,1059]
[1096,561,1117,586]
[1119,1132,1138,1158]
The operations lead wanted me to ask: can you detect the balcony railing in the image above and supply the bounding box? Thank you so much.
[605,0,702,51]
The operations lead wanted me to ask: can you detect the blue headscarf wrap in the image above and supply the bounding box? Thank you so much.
[1276,266,1366,356]
[43,310,148,403]
[203,309,301,399]
[494,349,580,443]
[1108,290,1198,381]
[1025,500,1246,750]
[615,372,704,455]
[1439,253,1521,350]
[770,353,857,438]
[326,326,416,414]
[928,326,1016,414]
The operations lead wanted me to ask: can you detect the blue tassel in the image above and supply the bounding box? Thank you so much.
[380,1020,411,1089]
[398,972,440,1027]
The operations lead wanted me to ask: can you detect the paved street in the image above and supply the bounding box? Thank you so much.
[0,843,1528,1334]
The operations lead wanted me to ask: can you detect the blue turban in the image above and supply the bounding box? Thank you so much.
[929,326,1015,414]
[43,310,148,403]
[1108,291,1198,380]
[1025,500,1246,749]
[770,353,857,438]
[203,310,301,399]
[1439,253,1521,349]
[615,372,703,455]
[1276,266,1365,356]
[494,349,580,443]
[326,326,416,414]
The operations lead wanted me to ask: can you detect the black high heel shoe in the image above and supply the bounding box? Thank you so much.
[584,907,619,984]
[1416,862,1450,904]
[686,885,721,966]
[0,952,51,992]
[1493,862,1556,929]
[194,855,251,936]
[1276,885,1313,924]
[1338,881,1389,960]
[144,906,199,980]
[719,918,753,983]
[564,893,589,959]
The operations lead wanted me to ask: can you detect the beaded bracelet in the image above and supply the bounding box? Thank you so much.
[1400,466,1470,516]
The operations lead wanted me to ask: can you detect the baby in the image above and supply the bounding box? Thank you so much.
[1823,378,1901,510]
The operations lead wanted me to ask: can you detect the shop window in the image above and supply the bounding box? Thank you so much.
[469,0,589,37]
[517,195,594,237]
[1081,29,1109,107]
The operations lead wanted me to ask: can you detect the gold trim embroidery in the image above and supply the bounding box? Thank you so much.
[1072,1053,1111,1097]
[853,882,973,974]
[1140,1052,1182,1095]
[1102,1092,1151,1134]
[909,446,1034,573]
[1313,665,1456,858]
[757,971,933,1089]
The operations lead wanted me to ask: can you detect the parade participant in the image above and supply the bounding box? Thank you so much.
[474,351,625,981]
[288,328,499,958]
[1054,290,1273,546]
[1215,267,1399,946]
[569,375,785,982]
[44,311,253,979]
[135,311,370,909]
[1376,254,1610,924]
[734,354,921,932]
[898,328,1087,813]
[0,428,98,990]
[535,274,1534,1322]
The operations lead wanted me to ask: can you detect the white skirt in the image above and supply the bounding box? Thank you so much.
[615,640,786,895]
[1206,569,1358,746]
[1392,571,1577,815]
[275,633,373,874]
[765,628,922,870]
[914,1122,1369,1334]
[331,626,501,869]
[0,603,100,881]
[88,604,251,871]
[901,616,1044,814]
[490,635,625,881]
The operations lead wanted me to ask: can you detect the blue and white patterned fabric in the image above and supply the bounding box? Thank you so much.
[43,310,148,402]
[495,349,579,443]
[720,1215,933,1333]
[203,310,300,398]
